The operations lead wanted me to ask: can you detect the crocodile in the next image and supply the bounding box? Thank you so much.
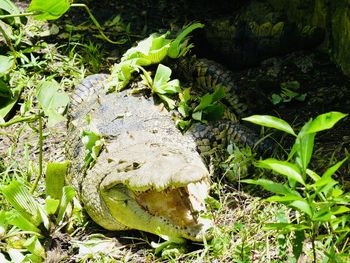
[66,57,271,242]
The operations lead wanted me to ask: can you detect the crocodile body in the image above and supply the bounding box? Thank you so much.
[66,57,271,241]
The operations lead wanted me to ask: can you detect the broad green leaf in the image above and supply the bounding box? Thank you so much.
[0,55,14,76]
[158,94,176,109]
[168,23,205,58]
[152,64,180,95]
[266,194,303,202]
[0,0,20,14]
[8,249,25,263]
[0,85,22,121]
[192,110,202,121]
[0,0,21,24]
[28,0,71,20]
[194,93,213,112]
[45,197,59,215]
[0,78,11,97]
[160,79,181,94]
[56,186,75,224]
[211,85,226,102]
[6,210,41,233]
[81,130,104,167]
[331,206,350,215]
[0,211,7,236]
[290,200,312,218]
[243,115,296,136]
[202,104,226,121]
[37,80,69,127]
[306,169,320,182]
[24,236,45,259]
[256,159,305,185]
[1,181,42,226]
[295,123,315,173]
[122,33,170,65]
[241,179,294,195]
[292,230,305,260]
[45,161,69,200]
[316,157,348,187]
[153,64,171,87]
[304,112,348,134]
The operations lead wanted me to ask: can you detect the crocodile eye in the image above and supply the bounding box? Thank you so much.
[133,162,141,169]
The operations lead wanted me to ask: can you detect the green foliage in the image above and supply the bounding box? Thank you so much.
[81,130,104,167]
[271,80,306,105]
[242,111,349,262]
[109,22,204,92]
[141,64,181,109]
[36,79,69,127]
[28,0,71,20]
[0,161,77,260]
[177,85,226,131]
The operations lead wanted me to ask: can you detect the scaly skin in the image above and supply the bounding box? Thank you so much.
[66,58,273,242]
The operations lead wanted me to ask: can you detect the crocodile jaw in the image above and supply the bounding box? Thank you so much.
[101,179,212,242]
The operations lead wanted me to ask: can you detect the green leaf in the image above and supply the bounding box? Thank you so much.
[306,169,320,182]
[192,111,202,121]
[24,236,45,259]
[0,85,22,121]
[37,80,69,127]
[292,230,305,260]
[0,55,14,76]
[315,157,348,187]
[153,64,171,88]
[202,104,226,121]
[295,121,315,173]
[45,197,59,215]
[81,130,104,167]
[0,0,21,24]
[0,0,20,14]
[243,115,296,136]
[28,0,71,20]
[158,94,176,110]
[331,206,350,215]
[45,161,69,200]
[241,179,295,195]
[6,210,41,233]
[304,112,348,134]
[56,186,75,224]
[290,200,312,218]
[266,195,303,202]
[122,33,170,65]
[168,23,205,58]
[194,93,213,112]
[256,159,305,185]
[1,181,43,226]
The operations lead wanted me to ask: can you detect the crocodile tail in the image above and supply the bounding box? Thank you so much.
[190,120,274,157]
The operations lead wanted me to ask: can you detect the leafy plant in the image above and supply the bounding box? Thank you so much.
[270,80,306,105]
[0,162,77,261]
[140,64,181,109]
[242,111,349,262]
[109,22,204,92]
[176,85,226,131]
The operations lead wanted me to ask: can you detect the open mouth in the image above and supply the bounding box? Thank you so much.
[100,179,212,241]
[134,181,209,229]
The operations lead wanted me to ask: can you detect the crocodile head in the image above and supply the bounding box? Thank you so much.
[80,130,212,242]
